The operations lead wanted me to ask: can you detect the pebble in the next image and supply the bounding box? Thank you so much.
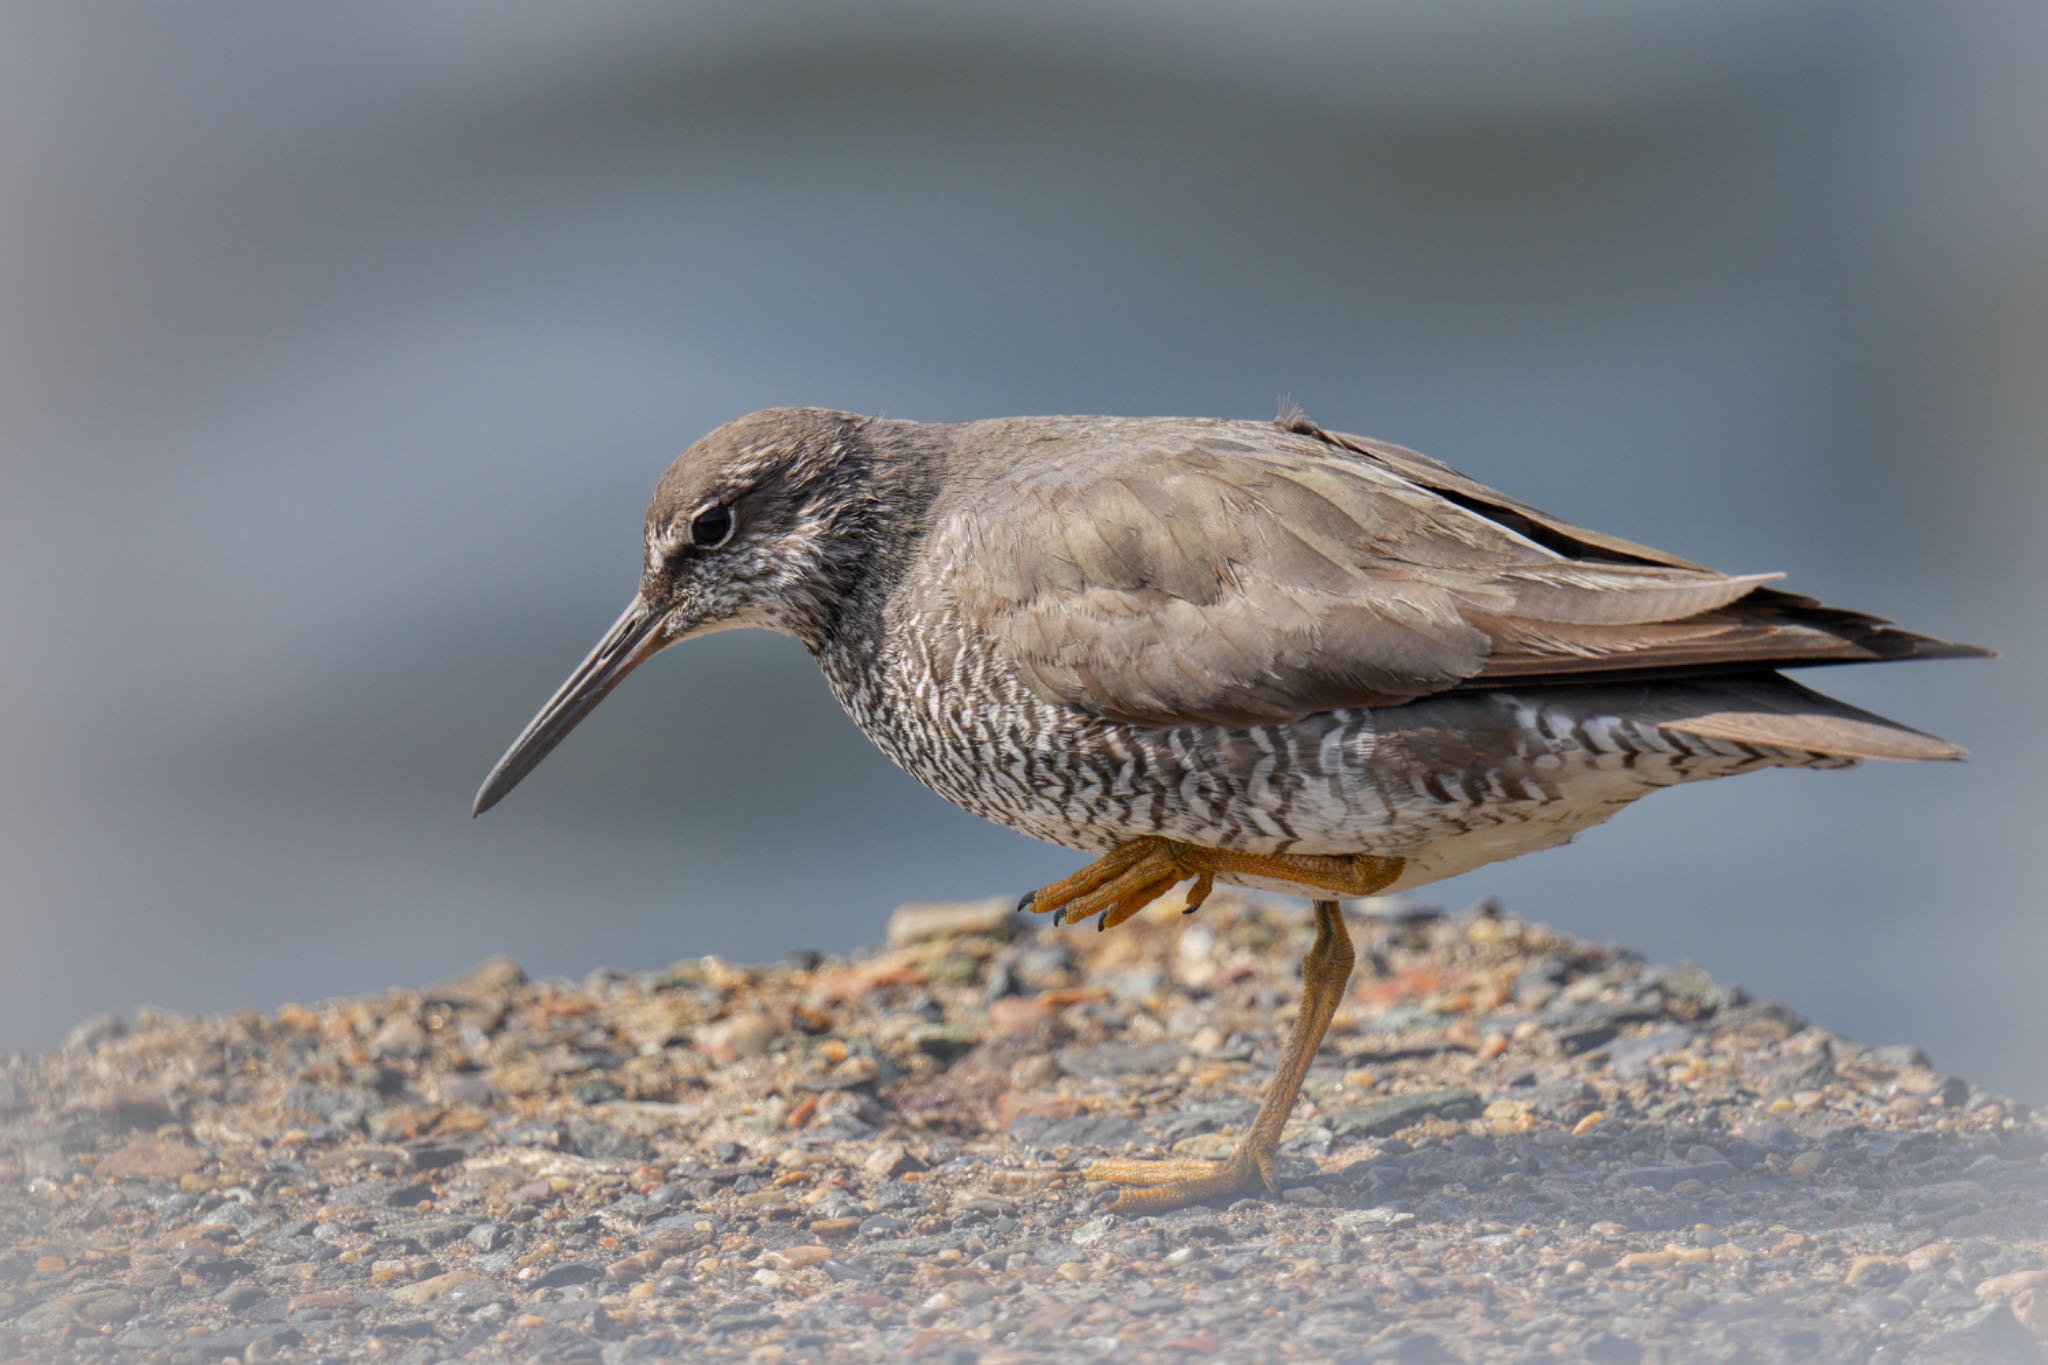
[529,1260,603,1288]
[368,1012,429,1060]
[1845,1255,1908,1288]
[1071,1214,1117,1245]
[862,1143,921,1178]
[885,897,1015,945]
[1337,1208,1417,1232]
[1330,1088,1481,1139]
[700,1011,780,1062]
[467,1220,513,1252]
[1611,1160,1734,1190]
[388,1269,478,1306]
[14,1288,142,1330]
[1977,1268,2048,1300]
[1785,1148,1829,1179]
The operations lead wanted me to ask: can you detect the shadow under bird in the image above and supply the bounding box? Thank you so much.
[475,407,1987,1211]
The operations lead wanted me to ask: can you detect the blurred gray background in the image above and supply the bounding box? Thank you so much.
[3,3,2042,1099]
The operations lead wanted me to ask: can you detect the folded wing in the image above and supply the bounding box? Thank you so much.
[948,416,1986,738]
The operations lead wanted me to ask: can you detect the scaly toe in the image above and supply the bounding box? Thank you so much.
[1085,1154,1272,1214]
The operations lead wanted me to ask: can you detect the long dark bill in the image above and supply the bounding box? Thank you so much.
[472,598,666,816]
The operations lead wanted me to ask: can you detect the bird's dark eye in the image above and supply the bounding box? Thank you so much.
[689,503,735,549]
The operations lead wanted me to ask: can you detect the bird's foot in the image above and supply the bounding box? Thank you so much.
[1085,1148,1277,1213]
[1017,838,1405,933]
[1015,837,1210,932]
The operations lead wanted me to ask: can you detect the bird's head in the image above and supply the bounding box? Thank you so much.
[473,406,877,815]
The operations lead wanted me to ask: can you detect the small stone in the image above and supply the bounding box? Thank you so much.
[1336,1208,1416,1231]
[1482,1098,1534,1134]
[1905,1240,1956,1273]
[886,897,1016,946]
[864,1143,923,1178]
[467,1221,513,1253]
[369,1012,429,1059]
[1606,1026,1696,1080]
[17,1288,141,1329]
[1330,1089,1481,1139]
[699,1012,779,1062]
[1611,1161,1734,1191]
[989,997,1055,1034]
[1072,1215,1117,1246]
[1785,1148,1828,1179]
[708,1309,783,1334]
[906,1023,982,1063]
[802,1053,881,1090]
[389,1269,478,1307]
[369,1256,425,1284]
[1870,1043,1933,1069]
[432,955,527,1000]
[1845,1256,1907,1288]
[1616,1250,1678,1271]
[1977,1269,2048,1300]
[243,1331,298,1364]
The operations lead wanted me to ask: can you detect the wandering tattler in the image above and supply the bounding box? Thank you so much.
[475,407,1986,1211]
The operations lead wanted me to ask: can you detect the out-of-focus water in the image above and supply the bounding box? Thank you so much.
[3,3,2042,1099]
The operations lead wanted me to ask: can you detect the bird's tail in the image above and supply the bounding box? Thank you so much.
[1649,673,1964,762]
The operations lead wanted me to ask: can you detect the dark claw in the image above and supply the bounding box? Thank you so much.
[1014,891,1036,914]
[1182,903,1199,915]
[1096,910,1109,932]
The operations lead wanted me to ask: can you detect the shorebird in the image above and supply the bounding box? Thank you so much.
[475,408,1985,1212]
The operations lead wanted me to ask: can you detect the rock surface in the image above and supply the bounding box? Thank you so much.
[1,895,2043,1362]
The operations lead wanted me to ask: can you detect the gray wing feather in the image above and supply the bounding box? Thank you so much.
[946,422,1781,727]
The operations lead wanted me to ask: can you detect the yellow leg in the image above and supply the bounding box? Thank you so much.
[1019,836,1404,932]
[1086,894,1391,1212]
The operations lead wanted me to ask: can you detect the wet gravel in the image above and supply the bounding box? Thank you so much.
[2,894,2044,1362]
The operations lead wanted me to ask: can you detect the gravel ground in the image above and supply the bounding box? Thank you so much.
[2,894,2044,1364]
